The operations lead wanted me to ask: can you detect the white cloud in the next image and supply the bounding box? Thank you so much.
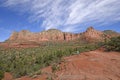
[66,0,120,25]
[2,0,120,32]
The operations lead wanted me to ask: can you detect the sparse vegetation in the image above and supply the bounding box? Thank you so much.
[0,41,100,78]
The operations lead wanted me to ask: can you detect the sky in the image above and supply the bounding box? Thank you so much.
[0,0,120,42]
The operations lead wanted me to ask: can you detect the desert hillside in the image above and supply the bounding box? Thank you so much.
[0,0,120,80]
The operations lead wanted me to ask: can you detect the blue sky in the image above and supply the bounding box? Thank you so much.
[0,0,120,42]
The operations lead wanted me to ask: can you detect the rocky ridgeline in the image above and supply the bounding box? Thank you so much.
[6,27,119,43]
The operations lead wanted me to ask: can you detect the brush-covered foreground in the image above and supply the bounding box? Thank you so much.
[1,35,120,80]
[0,41,100,79]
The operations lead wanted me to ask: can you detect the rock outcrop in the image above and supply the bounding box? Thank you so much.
[82,27,110,42]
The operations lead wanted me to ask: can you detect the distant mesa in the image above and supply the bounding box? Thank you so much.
[0,26,119,48]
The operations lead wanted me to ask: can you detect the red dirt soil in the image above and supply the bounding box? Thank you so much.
[3,50,120,80]
[55,50,120,80]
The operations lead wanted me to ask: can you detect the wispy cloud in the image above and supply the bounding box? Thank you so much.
[2,0,120,32]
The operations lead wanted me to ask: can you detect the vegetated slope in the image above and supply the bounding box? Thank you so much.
[6,50,120,80]
[103,30,120,37]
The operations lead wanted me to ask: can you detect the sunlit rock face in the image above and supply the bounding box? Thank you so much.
[8,29,80,42]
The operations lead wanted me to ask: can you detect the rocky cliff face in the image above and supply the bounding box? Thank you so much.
[8,29,80,42]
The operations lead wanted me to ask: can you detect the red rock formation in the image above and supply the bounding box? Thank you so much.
[82,27,110,42]
[8,29,80,42]
[5,27,117,44]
